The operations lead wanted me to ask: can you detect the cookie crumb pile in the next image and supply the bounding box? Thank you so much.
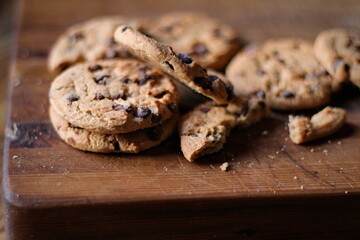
[48,12,358,161]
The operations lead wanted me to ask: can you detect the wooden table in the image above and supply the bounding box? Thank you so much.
[3,0,360,239]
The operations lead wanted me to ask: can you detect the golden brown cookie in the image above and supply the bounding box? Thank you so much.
[289,107,346,144]
[178,96,269,161]
[314,28,360,88]
[114,25,234,104]
[49,59,179,134]
[143,11,240,70]
[50,107,178,153]
[48,16,141,74]
[226,39,335,110]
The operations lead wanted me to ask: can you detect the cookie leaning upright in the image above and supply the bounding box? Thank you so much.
[49,59,179,134]
[114,25,234,104]
[143,11,240,70]
[226,39,335,110]
[314,28,360,88]
[48,16,141,74]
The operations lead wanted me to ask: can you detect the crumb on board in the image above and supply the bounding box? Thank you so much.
[261,130,269,136]
[345,191,348,194]
[268,155,276,159]
[328,140,332,144]
[338,141,342,145]
[12,155,19,160]
[293,176,298,180]
[301,157,305,160]
[276,151,280,154]
[323,149,328,155]
[209,164,216,170]
[310,148,315,152]
[300,185,304,190]
[220,162,230,171]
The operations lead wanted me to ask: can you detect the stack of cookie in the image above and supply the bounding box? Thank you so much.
[48,12,358,161]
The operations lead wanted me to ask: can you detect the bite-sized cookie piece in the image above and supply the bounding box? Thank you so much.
[50,107,178,153]
[226,39,335,110]
[178,96,269,161]
[48,16,141,74]
[49,60,179,134]
[314,28,360,88]
[114,25,234,104]
[143,11,240,70]
[288,107,346,144]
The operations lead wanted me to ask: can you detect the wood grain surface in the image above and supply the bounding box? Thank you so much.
[3,0,360,239]
[0,0,17,239]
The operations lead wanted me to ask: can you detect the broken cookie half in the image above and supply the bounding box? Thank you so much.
[178,96,269,161]
[288,106,346,144]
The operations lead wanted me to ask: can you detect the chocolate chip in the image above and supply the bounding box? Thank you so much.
[177,53,193,64]
[194,77,212,89]
[110,140,120,151]
[164,61,174,70]
[120,77,131,84]
[193,44,209,55]
[151,113,162,124]
[88,64,103,72]
[104,49,119,59]
[68,123,83,130]
[122,26,131,32]
[225,84,235,101]
[257,69,266,76]
[253,91,266,99]
[137,65,150,72]
[67,94,80,102]
[113,104,132,113]
[209,75,219,81]
[214,104,228,107]
[68,32,84,41]
[154,91,169,99]
[161,25,173,32]
[280,91,295,98]
[147,125,163,141]
[167,103,177,112]
[200,107,210,113]
[235,102,249,117]
[95,93,105,100]
[93,75,110,85]
[134,107,151,118]
[213,28,236,43]
[138,74,155,85]
[112,93,127,100]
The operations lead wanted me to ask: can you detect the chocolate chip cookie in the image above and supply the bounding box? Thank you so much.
[49,59,179,134]
[50,107,178,153]
[143,11,240,70]
[48,16,141,74]
[226,39,335,110]
[289,107,346,144]
[114,25,234,104]
[178,96,269,161]
[314,28,360,88]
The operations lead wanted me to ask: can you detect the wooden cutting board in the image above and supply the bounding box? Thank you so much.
[3,0,360,239]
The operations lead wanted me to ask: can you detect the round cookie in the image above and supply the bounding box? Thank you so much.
[226,39,334,110]
[314,28,360,88]
[49,59,179,134]
[114,25,234,104]
[50,107,178,153]
[48,16,141,74]
[143,11,240,70]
